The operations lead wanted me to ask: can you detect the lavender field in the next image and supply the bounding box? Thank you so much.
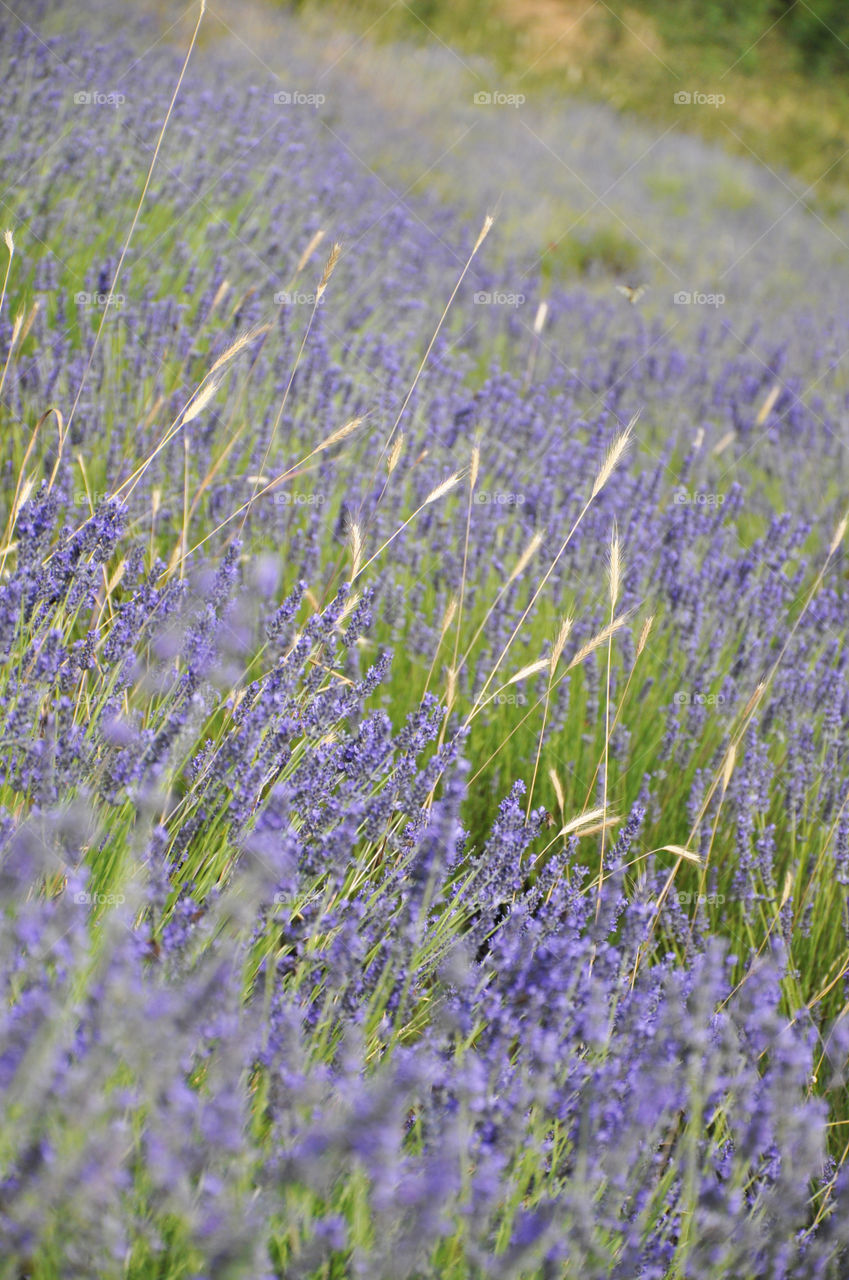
[5,0,849,1275]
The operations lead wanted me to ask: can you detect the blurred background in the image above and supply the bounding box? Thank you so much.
[143,0,849,205]
[50,0,842,327]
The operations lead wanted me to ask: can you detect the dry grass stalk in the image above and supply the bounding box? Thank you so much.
[18,301,39,346]
[182,376,222,425]
[469,444,481,491]
[295,230,326,275]
[560,806,619,837]
[721,743,737,794]
[386,434,405,476]
[0,229,13,324]
[337,469,466,585]
[424,471,464,506]
[592,418,635,499]
[607,522,622,605]
[208,324,269,377]
[507,531,545,586]
[566,612,632,670]
[505,658,549,686]
[445,665,457,714]
[755,382,782,425]
[636,614,654,657]
[550,616,573,675]
[0,311,23,402]
[829,510,848,556]
[210,280,230,311]
[347,522,363,580]
[651,843,702,865]
[316,416,363,453]
[712,429,736,456]
[316,242,342,300]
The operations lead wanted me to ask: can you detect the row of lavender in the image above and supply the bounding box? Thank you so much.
[3,3,849,1276]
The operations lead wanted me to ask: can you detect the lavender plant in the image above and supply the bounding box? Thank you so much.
[2,1,849,1275]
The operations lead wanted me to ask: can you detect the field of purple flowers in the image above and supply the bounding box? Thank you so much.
[4,1,849,1276]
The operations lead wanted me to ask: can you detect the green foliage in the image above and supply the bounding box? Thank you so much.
[540,223,642,282]
[783,0,849,71]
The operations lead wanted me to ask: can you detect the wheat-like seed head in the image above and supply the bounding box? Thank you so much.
[316,242,342,300]
[755,382,781,426]
[336,590,361,628]
[505,658,549,687]
[473,214,495,254]
[655,844,701,865]
[296,229,326,275]
[559,806,620,837]
[533,300,548,335]
[779,869,794,909]
[636,614,654,657]
[591,416,636,498]
[182,376,222,424]
[19,302,40,347]
[607,522,622,605]
[3,230,13,255]
[347,522,363,579]
[440,597,458,638]
[548,766,565,814]
[741,681,766,721]
[550,616,573,674]
[469,444,480,491]
[386,433,405,476]
[721,743,737,794]
[507,530,544,586]
[210,280,230,311]
[829,511,848,557]
[13,477,35,519]
[424,470,464,506]
[106,559,127,593]
[445,665,457,712]
[208,324,268,377]
[712,429,736,457]
[566,612,631,670]
[317,417,363,452]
